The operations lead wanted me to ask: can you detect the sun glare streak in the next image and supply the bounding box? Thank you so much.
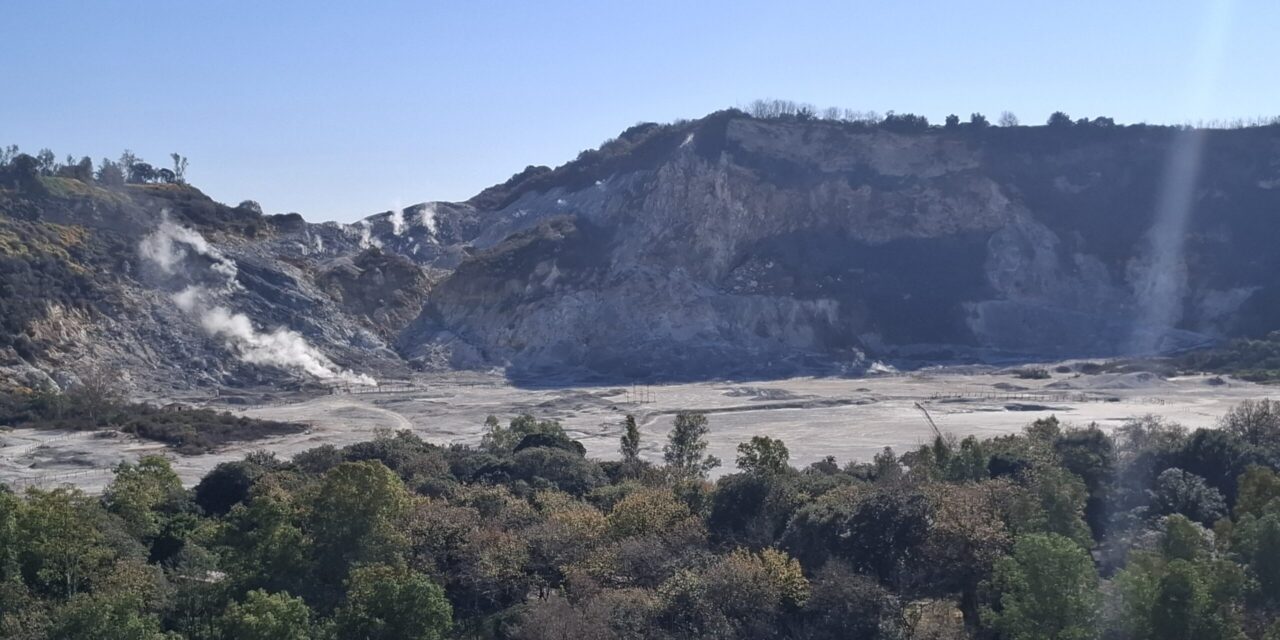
[1129,0,1234,354]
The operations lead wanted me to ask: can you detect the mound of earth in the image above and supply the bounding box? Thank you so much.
[1046,371,1172,390]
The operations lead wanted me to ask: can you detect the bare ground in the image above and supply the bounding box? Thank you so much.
[2,363,1275,490]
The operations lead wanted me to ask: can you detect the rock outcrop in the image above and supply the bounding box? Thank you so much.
[4,111,1280,389]
[398,113,1280,378]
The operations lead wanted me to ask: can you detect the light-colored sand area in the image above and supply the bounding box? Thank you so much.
[2,364,1275,491]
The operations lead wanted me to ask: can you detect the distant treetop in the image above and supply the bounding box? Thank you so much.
[0,146,191,192]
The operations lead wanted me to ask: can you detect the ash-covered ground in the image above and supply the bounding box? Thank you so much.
[2,361,1274,491]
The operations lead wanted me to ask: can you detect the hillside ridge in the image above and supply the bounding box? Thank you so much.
[3,110,1280,390]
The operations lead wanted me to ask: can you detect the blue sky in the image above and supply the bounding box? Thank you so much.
[4,0,1276,222]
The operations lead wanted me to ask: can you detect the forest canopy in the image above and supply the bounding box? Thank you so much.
[2,401,1280,639]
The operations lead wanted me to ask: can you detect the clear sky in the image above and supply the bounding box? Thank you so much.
[4,0,1277,222]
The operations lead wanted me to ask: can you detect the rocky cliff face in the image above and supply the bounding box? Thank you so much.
[4,111,1280,390]
[0,183,421,393]
[399,113,1280,379]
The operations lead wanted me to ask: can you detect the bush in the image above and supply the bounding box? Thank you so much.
[120,409,304,454]
[0,390,305,453]
[193,461,263,515]
[509,447,607,496]
[1012,367,1051,380]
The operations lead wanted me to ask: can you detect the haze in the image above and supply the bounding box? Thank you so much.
[4,0,1279,222]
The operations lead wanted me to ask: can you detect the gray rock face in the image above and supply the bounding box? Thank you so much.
[398,114,1280,378]
[5,112,1280,389]
[0,186,428,393]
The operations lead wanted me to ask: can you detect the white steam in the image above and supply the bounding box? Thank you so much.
[356,220,383,250]
[418,204,438,239]
[175,288,374,384]
[388,204,406,235]
[138,216,239,286]
[140,214,375,385]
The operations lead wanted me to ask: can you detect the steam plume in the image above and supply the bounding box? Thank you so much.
[174,287,375,384]
[138,215,239,285]
[418,203,439,238]
[141,214,376,385]
[355,220,382,249]
[388,204,405,235]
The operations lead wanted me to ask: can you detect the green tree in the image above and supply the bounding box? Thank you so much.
[34,149,55,176]
[873,447,902,482]
[1054,425,1115,537]
[1047,111,1074,127]
[15,488,118,599]
[657,548,808,639]
[1236,465,1280,517]
[981,533,1100,640]
[0,489,22,582]
[782,485,930,585]
[1160,515,1210,561]
[96,158,125,186]
[220,479,310,595]
[63,156,93,182]
[1014,466,1092,545]
[67,365,123,426]
[800,562,899,640]
[1149,561,1237,640]
[194,460,263,516]
[1268,621,1280,640]
[51,594,168,640]
[1151,468,1227,525]
[838,488,930,585]
[508,446,607,496]
[453,527,532,615]
[1109,550,1247,640]
[482,414,565,455]
[1234,509,1280,603]
[128,162,157,183]
[46,562,169,640]
[7,154,44,193]
[170,152,188,184]
[663,412,720,478]
[620,414,641,463]
[333,564,452,640]
[117,150,138,178]
[939,436,987,482]
[219,589,314,640]
[736,436,790,475]
[308,461,411,588]
[102,455,184,541]
[1176,429,1252,504]
[708,472,799,548]
[606,486,692,539]
[1220,398,1280,449]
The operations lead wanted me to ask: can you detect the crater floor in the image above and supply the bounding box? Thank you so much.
[1,362,1272,491]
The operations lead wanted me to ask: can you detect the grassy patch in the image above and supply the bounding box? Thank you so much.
[0,391,306,454]
[119,408,306,455]
[0,219,87,262]
[1181,332,1280,382]
[36,176,133,207]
